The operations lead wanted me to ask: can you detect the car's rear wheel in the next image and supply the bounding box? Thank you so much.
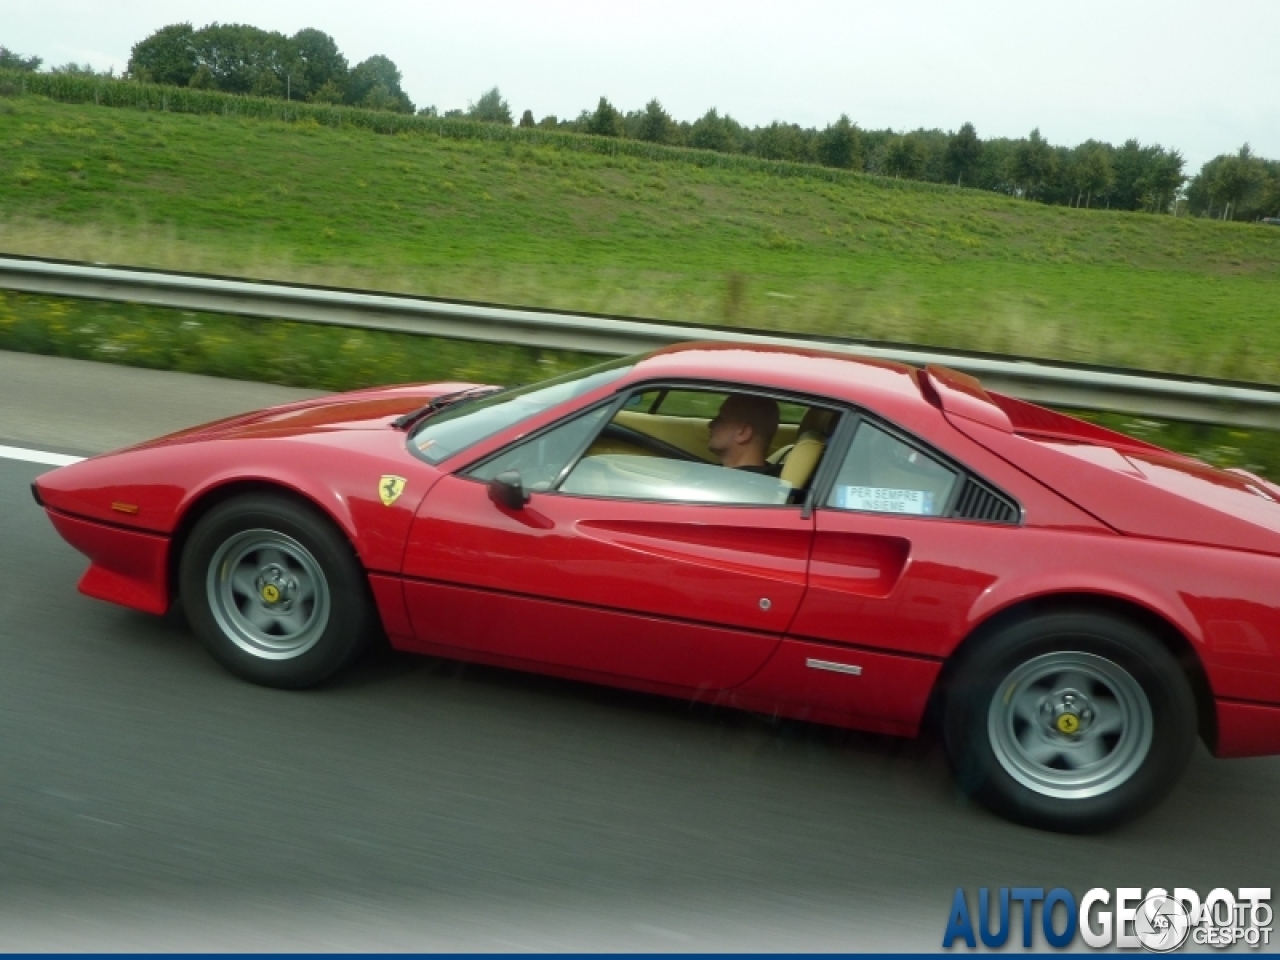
[180,493,373,688]
[943,610,1196,832]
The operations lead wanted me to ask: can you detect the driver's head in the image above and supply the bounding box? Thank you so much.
[708,393,779,468]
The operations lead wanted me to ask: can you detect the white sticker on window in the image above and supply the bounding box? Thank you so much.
[834,486,935,515]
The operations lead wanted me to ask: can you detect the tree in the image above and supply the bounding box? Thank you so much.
[1186,155,1223,217]
[518,109,535,128]
[1212,144,1267,220]
[467,87,512,125]
[310,79,343,104]
[1142,149,1186,213]
[584,96,623,137]
[816,114,862,170]
[360,85,401,112]
[127,23,196,85]
[1012,128,1054,199]
[689,108,739,153]
[49,62,113,77]
[128,22,340,101]
[881,134,926,178]
[346,55,413,112]
[1262,173,1280,218]
[251,68,283,98]
[187,64,214,89]
[185,23,281,95]
[0,47,43,72]
[1108,139,1154,210]
[635,99,677,144]
[1072,143,1114,208]
[292,28,346,100]
[944,122,982,186]
[755,122,813,162]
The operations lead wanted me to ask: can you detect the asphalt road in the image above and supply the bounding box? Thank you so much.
[1,352,1277,950]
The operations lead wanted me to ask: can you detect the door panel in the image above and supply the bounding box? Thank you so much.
[728,638,943,737]
[790,509,1003,659]
[791,415,1005,662]
[402,474,813,689]
[807,530,911,599]
[403,580,781,691]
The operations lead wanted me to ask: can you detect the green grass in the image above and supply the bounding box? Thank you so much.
[0,291,595,392]
[1,86,1280,384]
[1070,410,1280,478]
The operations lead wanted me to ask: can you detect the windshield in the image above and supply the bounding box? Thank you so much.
[410,355,637,465]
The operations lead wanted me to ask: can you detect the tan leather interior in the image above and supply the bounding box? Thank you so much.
[796,407,837,438]
[584,436,653,458]
[779,436,825,488]
[577,401,838,497]
[770,423,800,454]
[777,408,838,489]
[613,410,714,459]
[606,410,800,461]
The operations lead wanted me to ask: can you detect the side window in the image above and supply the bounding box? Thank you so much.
[467,406,611,492]
[826,421,958,517]
[646,390,808,429]
[558,387,814,506]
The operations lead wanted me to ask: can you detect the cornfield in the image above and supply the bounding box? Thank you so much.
[0,68,954,197]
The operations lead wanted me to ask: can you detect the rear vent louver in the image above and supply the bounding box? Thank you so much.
[952,479,1020,524]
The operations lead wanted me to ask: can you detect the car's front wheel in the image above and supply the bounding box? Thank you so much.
[943,610,1197,832]
[180,493,373,688]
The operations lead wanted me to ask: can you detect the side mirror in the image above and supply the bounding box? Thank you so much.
[488,469,531,510]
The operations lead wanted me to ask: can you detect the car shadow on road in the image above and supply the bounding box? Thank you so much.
[336,636,960,789]
[112,603,1278,849]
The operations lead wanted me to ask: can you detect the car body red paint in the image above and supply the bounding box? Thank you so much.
[33,343,1280,762]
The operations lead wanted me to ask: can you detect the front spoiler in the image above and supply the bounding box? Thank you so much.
[45,508,171,616]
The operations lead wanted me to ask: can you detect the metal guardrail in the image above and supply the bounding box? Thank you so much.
[4,254,1280,430]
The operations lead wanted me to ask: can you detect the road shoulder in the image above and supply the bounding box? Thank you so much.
[0,351,321,455]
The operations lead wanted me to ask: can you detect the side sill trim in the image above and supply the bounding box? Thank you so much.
[805,657,863,676]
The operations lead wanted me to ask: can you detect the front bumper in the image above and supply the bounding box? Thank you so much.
[45,508,171,616]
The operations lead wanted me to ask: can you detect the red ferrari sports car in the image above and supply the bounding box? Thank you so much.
[33,343,1280,832]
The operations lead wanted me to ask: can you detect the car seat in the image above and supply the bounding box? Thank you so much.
[778,408,837,490]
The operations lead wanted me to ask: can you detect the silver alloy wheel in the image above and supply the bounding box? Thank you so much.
[207,528,331,660]
[987,651,1153,800]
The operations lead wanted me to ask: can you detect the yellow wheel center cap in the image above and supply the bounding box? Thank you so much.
[261,583,281,604]
[1056,713,1081,735]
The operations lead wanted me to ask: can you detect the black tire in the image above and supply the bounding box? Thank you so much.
[179,493,374,689]
[943,610,1196,833]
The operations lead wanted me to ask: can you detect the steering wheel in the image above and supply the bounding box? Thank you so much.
[599,422,710,463]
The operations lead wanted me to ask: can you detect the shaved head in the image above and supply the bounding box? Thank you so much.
[708,393,779,468]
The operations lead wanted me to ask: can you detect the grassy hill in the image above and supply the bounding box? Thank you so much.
[2,87,1280,382]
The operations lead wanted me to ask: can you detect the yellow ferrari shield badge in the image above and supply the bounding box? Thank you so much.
[379,475,407,507]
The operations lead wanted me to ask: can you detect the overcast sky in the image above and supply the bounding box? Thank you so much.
[6,0,1279,172]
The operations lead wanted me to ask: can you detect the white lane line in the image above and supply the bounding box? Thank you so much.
[0,444,85,467]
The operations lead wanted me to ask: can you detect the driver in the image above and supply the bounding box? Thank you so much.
[708,393,780,474]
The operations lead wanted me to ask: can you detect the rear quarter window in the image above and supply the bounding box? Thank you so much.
[826,421,958,517]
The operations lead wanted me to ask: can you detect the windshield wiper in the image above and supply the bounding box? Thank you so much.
[392,386,502,431]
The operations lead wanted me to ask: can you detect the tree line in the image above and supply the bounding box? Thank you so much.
[3,26,413,113]
[3,26,1278,221]
[463,89,1278,220]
